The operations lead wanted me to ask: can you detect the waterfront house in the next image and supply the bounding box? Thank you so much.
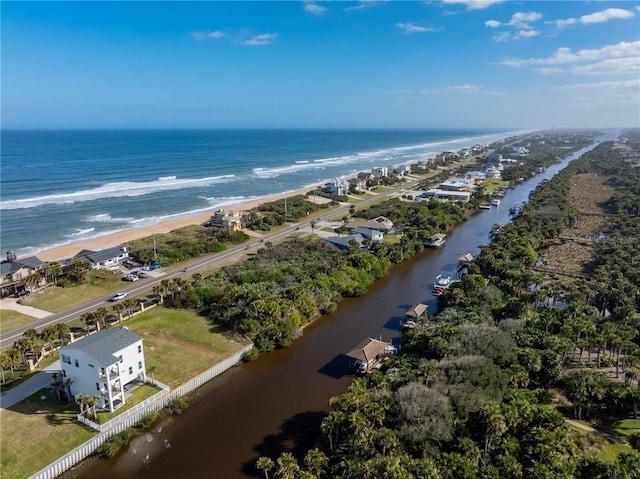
[371,167,389,179]
[325,177,350,196]
[206,209,243,231]
[396,164,412,176]
[438,178,476,192]
[349,226,384,243]
[347,338,394,373]
[325,234,365,251]
[422,189,472,202]
[405,303,428,320]
[425,233,447,248]
[348,175,369,193]
[0,252,44,296]
[485,166,502,179]
[59,327,146,412]
[73,246,129,270]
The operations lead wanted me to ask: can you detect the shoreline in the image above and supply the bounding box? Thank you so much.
[32,186,314,263]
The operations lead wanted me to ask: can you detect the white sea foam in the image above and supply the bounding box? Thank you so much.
[68,228,95,238]
[0,175,236,210]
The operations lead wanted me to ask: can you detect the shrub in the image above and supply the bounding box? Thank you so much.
[97,430,133,458]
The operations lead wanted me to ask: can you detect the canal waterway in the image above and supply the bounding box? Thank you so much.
[67,136,613,479]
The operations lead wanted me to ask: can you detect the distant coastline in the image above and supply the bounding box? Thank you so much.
[1,128,529,259]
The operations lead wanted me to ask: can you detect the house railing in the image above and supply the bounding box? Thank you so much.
[31,343,253,479]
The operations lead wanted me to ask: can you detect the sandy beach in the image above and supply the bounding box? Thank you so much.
[33,186,313,263]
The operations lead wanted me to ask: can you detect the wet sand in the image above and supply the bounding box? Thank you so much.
[33,186,313,262]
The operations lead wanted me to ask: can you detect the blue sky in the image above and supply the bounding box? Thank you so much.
[2,1,639,129]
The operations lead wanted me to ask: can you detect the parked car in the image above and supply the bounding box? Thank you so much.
[122,274,139,282]
[110,292,128,302]
[16,289,31,298]
[132,270,147,278]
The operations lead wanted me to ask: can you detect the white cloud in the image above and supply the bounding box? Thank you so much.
[546,18,577,29]
[191,30,225,41]
[556,79,640,91]
[500,40,640,67]
[515,29,540,39]
[304,3,326,15]
[579,8,634,24]
[506,11,542,29]
[492,32,511,42]
[570,57,640,76]
[396,22,436,33]
[344,1,377,12]
[533,67,564,75]
[243,33,278,46]
[485,20,501,28]
[441,0,503,10]
[420,84,503,95]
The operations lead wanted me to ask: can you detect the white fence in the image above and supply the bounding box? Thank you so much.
[30,344,253,479]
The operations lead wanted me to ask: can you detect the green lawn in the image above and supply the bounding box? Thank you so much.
[0,390,96,479]
[121,305,250,388]
[0,309,37,332]
[94,383,162,424]
[611,418,640,439]
[27,271,125,312]
[1,307,248,479]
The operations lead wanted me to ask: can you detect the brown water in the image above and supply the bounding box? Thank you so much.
[67,141,603,479]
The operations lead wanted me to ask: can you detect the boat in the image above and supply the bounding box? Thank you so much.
[479,204,491,210]
[491,198,501,206]
[435,274,453,287]
[509,203,522,215]
[424,233,446,248]
[490,223,503,235]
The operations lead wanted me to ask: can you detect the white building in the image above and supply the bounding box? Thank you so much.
[485,166,503,179]
[207,209,243,231]
[422,189,471,202]
[325,177,350,196]
[59,328,146,412]
[73,246,129,270]
[372,167,389,178]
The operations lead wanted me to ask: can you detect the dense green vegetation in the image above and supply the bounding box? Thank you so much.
[253,132,640,478]
[128,224,250,265]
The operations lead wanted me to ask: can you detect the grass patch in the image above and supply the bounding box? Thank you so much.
[567,423,630,462]
[123,306,250,388]
[611,418,640,439]
[0,389,96,479]
[27,271,124,312]
[94,383,162,424]
[0,309,37,332]
[383,234,402,245]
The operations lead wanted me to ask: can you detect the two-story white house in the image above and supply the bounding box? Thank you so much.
[59,327,146,412]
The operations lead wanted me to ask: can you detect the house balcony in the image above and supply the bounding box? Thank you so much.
[99,367,120,381]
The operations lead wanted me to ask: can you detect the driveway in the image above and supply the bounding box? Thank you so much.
[1,296,53,319]
[0,360,61,410]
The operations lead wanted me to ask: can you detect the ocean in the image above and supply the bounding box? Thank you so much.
[0,128,525,258]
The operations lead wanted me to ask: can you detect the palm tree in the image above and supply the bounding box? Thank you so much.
[80,312,97,331]
[256,456,274,479]
[55,323,70,345]
[93,307,109,329]
[122,297,137,320]
[147,365,156,385]
[64,378,74,403]
[303,448,328,477]
[275,452,299,479]
[51,380,63,402]
[86,395,100,421]
[112,302,126,322]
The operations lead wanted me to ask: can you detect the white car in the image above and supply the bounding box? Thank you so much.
[122,274,139,282]
[110,292,128,302]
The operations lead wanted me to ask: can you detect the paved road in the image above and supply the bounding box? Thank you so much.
[0,162,469,350]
